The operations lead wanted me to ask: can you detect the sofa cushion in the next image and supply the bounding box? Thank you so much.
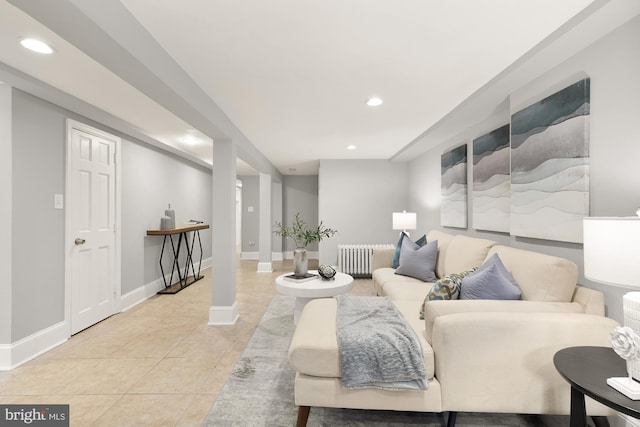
[288,298,435,380]
[373,268,425,296]
[460,254,521,300]
[443,235,497,276]
[422,299,585,343]
[395,239,438,282]
[392,232,427,269]
[486,245,577,302]
[426,230,455,279]
[383,281,434,302]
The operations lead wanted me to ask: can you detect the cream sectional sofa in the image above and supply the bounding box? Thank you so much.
[288,230,619,426]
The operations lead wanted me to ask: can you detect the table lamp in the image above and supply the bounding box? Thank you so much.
[584,216,640,399]
[392,211,417,236]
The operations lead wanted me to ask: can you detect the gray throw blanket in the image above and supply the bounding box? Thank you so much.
[335,295,427,390]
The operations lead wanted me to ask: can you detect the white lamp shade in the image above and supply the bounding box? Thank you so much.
[583,217,640,288]
[392,211,416,231]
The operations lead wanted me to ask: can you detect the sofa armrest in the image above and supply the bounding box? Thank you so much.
[371,247,395,271]
[432,311,619,415]
[572,285,605,316]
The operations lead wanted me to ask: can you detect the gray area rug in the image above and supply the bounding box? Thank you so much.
[204,296,570,427]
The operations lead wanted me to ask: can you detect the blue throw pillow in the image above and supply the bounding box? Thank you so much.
[459,254,521,300]
[392,232,427,269]
[395,238,438,282]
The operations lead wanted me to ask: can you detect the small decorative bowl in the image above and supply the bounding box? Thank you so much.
[318,265,336,280]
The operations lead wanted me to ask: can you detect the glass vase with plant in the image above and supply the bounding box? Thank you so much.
[273,213,337,276]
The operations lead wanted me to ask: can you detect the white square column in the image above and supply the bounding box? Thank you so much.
[209,138,239,325]
[257,172,272,272]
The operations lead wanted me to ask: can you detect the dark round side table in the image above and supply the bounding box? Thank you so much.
[554,346,640,427]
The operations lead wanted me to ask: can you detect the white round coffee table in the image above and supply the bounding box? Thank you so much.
[275,270,354,324]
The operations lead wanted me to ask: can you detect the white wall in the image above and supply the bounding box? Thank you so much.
[408,15,640,323]
[319,160,409,265]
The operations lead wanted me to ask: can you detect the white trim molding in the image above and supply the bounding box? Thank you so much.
[121,259,212,312]
[257,262,273,273]
[0,322,68,370]
[208,301,239,325]
[241,252,285,261]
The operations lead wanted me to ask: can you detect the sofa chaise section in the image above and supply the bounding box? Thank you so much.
[288,230,619,425]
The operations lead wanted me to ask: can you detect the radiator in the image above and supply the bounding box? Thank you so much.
[337,244,395,278]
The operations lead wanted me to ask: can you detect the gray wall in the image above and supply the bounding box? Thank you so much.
[12,88,66,341]
[10,89,212,341]
[122,140,212,294]
[318,160,409,265]
[407,15,640,324]
[240,174,318,256]
[239,175,259,253]
[282,176,319,252]
[0,85,11,343]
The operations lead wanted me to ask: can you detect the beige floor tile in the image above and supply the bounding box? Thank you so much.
[175,393,218,427]
[91,394,194,427]
[127,357,217,394]
[0,260,375,425]
[58,358,161,395]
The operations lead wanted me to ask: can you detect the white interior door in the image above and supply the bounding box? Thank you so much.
[66,120,120,334]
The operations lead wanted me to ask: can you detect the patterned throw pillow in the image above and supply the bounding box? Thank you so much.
[420,268,477,319]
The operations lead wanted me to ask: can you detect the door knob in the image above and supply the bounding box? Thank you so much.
[74,238,86,245]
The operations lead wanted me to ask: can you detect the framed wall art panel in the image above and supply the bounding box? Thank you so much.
[510,79,590,243]
[472,124,510,233]
[441,144,468,229]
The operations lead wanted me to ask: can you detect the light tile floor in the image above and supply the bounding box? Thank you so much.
[0,260,374,426]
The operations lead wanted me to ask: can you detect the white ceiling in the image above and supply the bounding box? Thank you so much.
[0,0,606,175]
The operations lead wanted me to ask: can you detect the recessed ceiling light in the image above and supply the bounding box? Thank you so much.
[20,38,53,54]
[366,97,383,107]
[347,145,357,150]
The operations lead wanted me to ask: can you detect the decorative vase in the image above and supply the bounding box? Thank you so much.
[293,247,308,277]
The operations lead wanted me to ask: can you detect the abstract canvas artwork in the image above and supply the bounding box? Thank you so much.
[510,79,590,243]
[472,124,510,233]
[441,144,467,228]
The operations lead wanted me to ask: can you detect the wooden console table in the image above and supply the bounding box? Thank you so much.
[147,223,209,294]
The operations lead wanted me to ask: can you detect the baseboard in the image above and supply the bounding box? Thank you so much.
[0,321,68,371]
[0,258,213,370]
[257,262,273,273]
[282,251,319,260]
[241,252,284,261]
[208,301,239,325]
[121,257,212,312]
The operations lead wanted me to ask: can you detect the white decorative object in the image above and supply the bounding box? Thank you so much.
[584,217,640,399]
[608,323,640,399]
[160,216,172,230]
[164,204,176,229]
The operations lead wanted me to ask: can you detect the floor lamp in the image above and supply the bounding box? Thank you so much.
[584,216,640,399]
